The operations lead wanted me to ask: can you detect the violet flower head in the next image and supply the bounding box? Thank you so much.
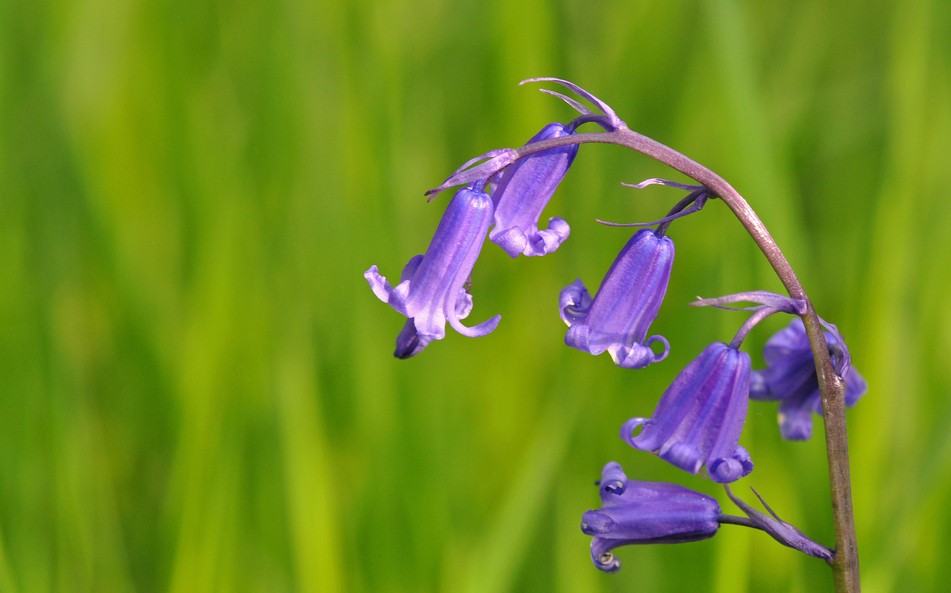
[489,122,578,257]
[750,318,867,440]
[581,462,720,573]
[560,228,673,368]
[623,342,753,483]
[365,185,501,358]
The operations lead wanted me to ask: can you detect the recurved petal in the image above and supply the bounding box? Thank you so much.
[611,335,670,369]
[523,217,571,257]
[559,279,592,325]
[365,265,393,303]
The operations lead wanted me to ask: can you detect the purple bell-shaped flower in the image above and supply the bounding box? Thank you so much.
[365,184,500,358]
[560,228,674,368]
[581,462,720,572]
[489,122,578,257]
[750,318,867,440]
[622,342,753,483]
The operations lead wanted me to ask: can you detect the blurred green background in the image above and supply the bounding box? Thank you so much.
[2,0,949,591]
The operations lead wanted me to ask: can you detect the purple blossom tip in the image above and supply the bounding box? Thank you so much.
[582,462,720,573]
[365,185,500,358]
[725,487,833,562]
[623,342,753,483]
[490,122,578,257]
[560,228,673,368]
[750,318,867,440]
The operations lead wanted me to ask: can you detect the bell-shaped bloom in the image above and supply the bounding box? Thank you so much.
[489,122,578,257]
[581,462,720,573]
[623,342,753,483]
[365,185,501,358]
[560,228,674,368]
[750,318,867,440]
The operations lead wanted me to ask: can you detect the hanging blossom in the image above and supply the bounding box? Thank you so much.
[581,462,832,573]
[488,122,578,257]
[485,79,626,257]
[750,317,867,440]
[365,184,500,358]
[560,179,716,369]
[581,462,721,572]
[622,342,754,483]
[560,227,674,369]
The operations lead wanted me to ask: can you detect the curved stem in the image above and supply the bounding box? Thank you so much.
[510,127,859,592]
[718,514,760,529]
[729,307,780,350]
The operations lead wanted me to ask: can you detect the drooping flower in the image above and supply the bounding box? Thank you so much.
[750,318,867,440]
[622,342,753,483]
[581,462,721,573]
[365,184,500,358]
[489,122,578,257]
[560,228,674,368]
[581,463,833,573]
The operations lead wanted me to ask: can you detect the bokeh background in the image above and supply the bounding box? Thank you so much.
[2,0,950,591]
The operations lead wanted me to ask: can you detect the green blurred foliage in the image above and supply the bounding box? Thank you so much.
[1,0,950,591]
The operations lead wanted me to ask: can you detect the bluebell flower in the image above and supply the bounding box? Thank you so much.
[581,462,720,572]
[560,228,674,368]
[489,122,578,257]
[622,342,753,483]
[365,185,501,358]
[750,318,867,440]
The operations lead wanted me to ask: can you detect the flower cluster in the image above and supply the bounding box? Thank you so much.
[368,79,680,362]
[365,78,867,576]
